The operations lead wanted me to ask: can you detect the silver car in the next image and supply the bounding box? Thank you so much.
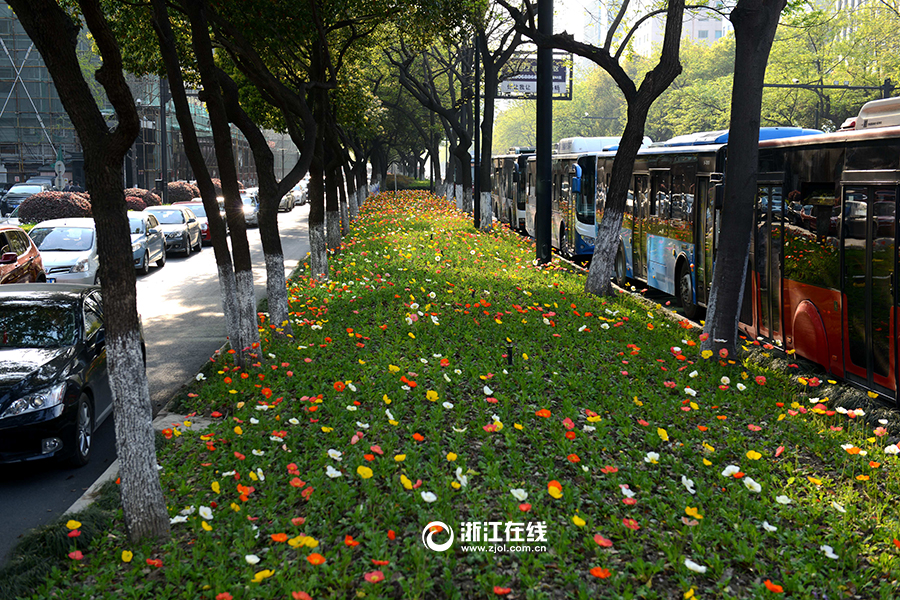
[28,217,100,284]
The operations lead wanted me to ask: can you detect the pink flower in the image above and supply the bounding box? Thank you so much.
[755,375,766,385]
[364,570,385,583]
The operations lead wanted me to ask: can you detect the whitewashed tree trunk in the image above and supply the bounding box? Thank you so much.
[480,191,492,231]
[326,210,341,251]
[357,188,365,209]
[348,190,358,221]
[340,195,350,234]
[109,331,169,540]
[235,268,260,353]
[436,182,446,198]
[309,221,329,280]
[455,184,463,210]
[217,263,241,351]
[464,186,473,214]
[264,252,292,336]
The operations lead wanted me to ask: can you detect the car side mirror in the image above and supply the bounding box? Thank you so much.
[0,251,16,264]
[188,217,196,223]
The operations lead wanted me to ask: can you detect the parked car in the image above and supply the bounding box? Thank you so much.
[241,190,260,227]
[143,205,202,256]
[174,200,226,244]
[0,225,44,283]
[28,217,100,284]
[0,206,20,226]
[0,284,142,466]
[128,211,166,275]
[278,190,295,212]
[874,200,896,238]
[1,182,51,217]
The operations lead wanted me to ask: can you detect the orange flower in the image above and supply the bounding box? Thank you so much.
[271,533,288,543]
[567,454,580,463]
[412,433,425,442]
[535,409,551,418]
[345,535,360,547]
[589,566,611,578]
[334,381,346,392]
[493,587,512,595]
[306,553,326,565]
[764,580,784,593]
[696,425,708,432]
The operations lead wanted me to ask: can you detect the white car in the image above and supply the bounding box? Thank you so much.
[241,191,259,227]
[28,217,100,284]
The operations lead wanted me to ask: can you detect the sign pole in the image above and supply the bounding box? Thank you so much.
[535,0,552,264]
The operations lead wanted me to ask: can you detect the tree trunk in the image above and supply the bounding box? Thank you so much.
[337,166,350,235]
[325,158,341,251]
[702,0,787,357]
[9,0,170,543]
[308,117,329,280]
[344,162,358,222]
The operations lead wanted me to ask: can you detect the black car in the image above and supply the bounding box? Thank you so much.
[143,205,203,256]
[0,284,140,466]
[0,183,50,217]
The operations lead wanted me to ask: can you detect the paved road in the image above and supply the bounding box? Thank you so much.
[0,205,310,566]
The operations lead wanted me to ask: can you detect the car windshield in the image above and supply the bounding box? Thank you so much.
[7,185,42,194]
[128,217,146,234]
[187,204,206,217]
[0,301,78,348]
[241,195,255,206]
[29,227,94,251]
[148,209,185,224]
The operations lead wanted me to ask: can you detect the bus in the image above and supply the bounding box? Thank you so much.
[617,128,820,319]
[491,147,533,231]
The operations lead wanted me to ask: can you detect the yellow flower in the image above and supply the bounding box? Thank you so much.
[321,427,333,433]
[426,390,439,402]
[446,452,457,461]
[657,428,669,442]
[587,415,602,422]
[389,364,400,373]
[514,423,523,430]
[234,426,243,435]
[451,481,461,489]
[868,391,879,399]
[702,458,712,466]
[572,515,586,527]
[251,569,274,583]
[357,466,374,479]
[230,502,241,512]
[65,520,81,530]
[121,550,133,563]
[548,486,563,499]
[856,475,870,481]
[689,402,699,410]
[383,395,392,404]
[746,450,762,460]
[808,476,822,486]
[409,333,415,339]
[201,521,213,531]
[703,443,715,453]
[685,506,704,520]
[777,414,786,421]
[211,481,220,494]
[236,401,245,409]
[395,454,407,462]
[522,353,529,360]
[288,535,306,548]
[248,471,258,481]
[400,474,413,490]
[701,350,713,359]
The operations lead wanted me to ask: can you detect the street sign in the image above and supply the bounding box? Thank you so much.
[498,51,573,100]
[54,160,65,175]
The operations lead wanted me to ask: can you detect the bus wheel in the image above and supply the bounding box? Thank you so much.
[615,248,627,287]
[678,263,699,320]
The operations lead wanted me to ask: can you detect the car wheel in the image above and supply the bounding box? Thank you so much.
[183,234,192,256]
[678,262,699,320]
[138,251,150,275]
[157,247,166,267]
[615,247,628,287]
[67,394,93,467]
[193,232,202,252]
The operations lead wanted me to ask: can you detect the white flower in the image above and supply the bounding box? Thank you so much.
[453,427,467,433]
[348,383,358,392]
[410,303,419,310]
[720,376,730,385]
[419,358,429,364]
[195,373,206,381]
[831,501,846,513]
[327,449,343,461]
[180,506,196,515]
[245,554,260,565]
[820,544,839,560]
[269,436,283,442]
[199,506,213,520]
[346,405,358,411]
[808,397,820,404]
[620,484,636,498]
[775,495,792,505]
[326,465,342,479]
[356,421,370,429]
[289,418,300,425]
[583,425,596,432]
[689,370,698,378]
[743,477,762,493]
[169,515,188,524]
[442,401,454,409]
[256,468,265,481]
[644,451,660,464]
[252,449,265,456]
[684,558,707,574]
[736,383,747,391]
[421,491,437,503]
[578,325,588,332]
[455,467,468,487]
[836,407,848,414]
[483,385,494,395]
[510,488,528,501]
[443,373,452,382]
[682,475,695,495]
[255,404,269,411]
[385,409,395,420]
[600,323,610,330]
[885,444,900,455]
[762,521,777,532]
[222,471,235,477]
[841,443,855,451]
[250,417,259,425]
[721,465,740,477]
[684,387,697,397]
[879,419,889,425]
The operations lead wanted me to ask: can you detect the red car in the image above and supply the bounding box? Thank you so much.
[0,225,44,283]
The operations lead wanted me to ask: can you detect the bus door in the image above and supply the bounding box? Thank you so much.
[755,185,784,343]
[842,186,897,394]
[633,175,649,280]
[566,164,583,254]
[694,177,716,304]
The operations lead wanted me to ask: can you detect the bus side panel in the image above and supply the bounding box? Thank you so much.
[620,226,634,278]
[783,280,844,377]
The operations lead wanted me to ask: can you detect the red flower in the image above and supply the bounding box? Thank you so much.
[291,517,306,526]
[519,503,532,512]
[600,466,618,474]
[372,559,390,565]
[363,570,385,583]
[306,553,326,565]
[412,433,425,442]
[590,566,612,578]
[291,593,312,600]
[535,409,551,418]
[387,529,396,540]
[593,534,613,547]
[216,593,233,600]
[755,375,767,386]
[567,454,580,463]
[68,550,83,560]
[162,428,173,439]
[764,580,784,593]
[334,381,346,392]
[565,431,576,440]
[622,518,640,531]
[67,529,81,538]
[345,535,360,547]
[493,586,512,595]
[146,558,163,568]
